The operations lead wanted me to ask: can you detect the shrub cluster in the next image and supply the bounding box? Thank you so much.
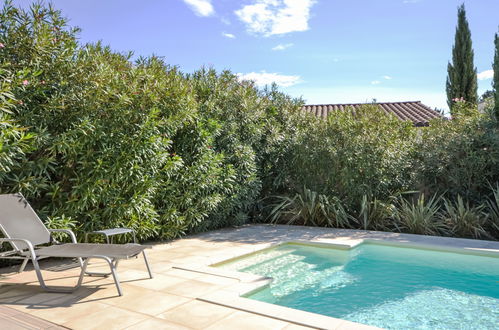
[266,104,499,239]
[0,3,301,240]
[1,3,499,242]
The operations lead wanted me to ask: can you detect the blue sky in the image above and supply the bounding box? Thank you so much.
[12,0,499,110]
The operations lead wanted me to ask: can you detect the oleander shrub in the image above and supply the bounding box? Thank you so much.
[415,104,499,203]
[186,69,300,230]
[0,2,302,241]
[286,104,417,210]
[0,3,227,239]
[0,68,35,187]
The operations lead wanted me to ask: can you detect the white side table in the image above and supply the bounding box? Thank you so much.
[85,228,136,244]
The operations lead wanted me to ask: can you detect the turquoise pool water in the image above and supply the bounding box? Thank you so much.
[218,243,499,329]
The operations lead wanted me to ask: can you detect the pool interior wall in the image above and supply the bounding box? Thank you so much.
[216,241,499,330]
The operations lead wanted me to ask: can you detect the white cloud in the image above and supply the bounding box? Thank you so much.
[371,80,381,85]
[403,0,420,4]
[272,43,294,51]
[383,75,392,80]
[235,0,316,37]
[237,71,301,87]
[182,0,214,17]
[477,69,494,80]
[222,32,236,39]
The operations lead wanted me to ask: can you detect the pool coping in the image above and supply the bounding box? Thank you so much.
[175,232,499,330]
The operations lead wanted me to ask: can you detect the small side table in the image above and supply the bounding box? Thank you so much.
[85,228,137,244]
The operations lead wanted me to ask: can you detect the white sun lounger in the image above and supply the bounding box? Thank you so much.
[0,193,153,296]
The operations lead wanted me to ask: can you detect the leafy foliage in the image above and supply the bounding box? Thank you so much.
[442,196,489,239]
[0,2,301,241]
[0,68,35,184]
[2,2,499,243]
[415,110,499,203]
[394,194,446,236]
[285,104,416,209]
[266,187,354,228]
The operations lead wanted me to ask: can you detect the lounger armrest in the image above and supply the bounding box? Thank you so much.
[0,238,37,258]
[48,229,78,244]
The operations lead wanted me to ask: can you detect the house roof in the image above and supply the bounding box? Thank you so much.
[302,101,443,126]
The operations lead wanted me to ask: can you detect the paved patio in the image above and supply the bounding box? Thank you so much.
[1,224,498,329]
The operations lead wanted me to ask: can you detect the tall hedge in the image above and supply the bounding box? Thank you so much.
[283,105,417,211]
[0,2,302,240]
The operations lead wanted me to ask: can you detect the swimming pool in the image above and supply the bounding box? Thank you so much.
[217,242,499,329]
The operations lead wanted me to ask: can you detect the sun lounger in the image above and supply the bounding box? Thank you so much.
[0,193,153,296]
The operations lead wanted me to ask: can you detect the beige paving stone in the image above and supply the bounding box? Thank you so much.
[162,268,204,280]
[282,324,316,330]
[189,248,231,257]
[164,239,211,248]
[157,300,236,329]
[169,255,212,265]
[62,305,150,330]
[143,261,174,274]
[127,272,187,291]
[124,317,193,330]
[206,310,289,330]
[159,245,204,254]
[194,273,240,286]
[145,251,189,261]
[29,301,111,325]
[111,290,191,316]
[0,285,46,309]
[15,291,88,309]
[161,279,221,298]
[35,275,85,289]
[77,283,153,304]
[111,269,152,283]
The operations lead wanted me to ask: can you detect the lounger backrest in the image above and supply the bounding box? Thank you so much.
[0,193,51,250]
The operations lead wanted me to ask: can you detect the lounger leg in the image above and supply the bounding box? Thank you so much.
[77,258,90,287]
[78,256,122,296]
[84,259,119,277]
[18,258,29,273]
[31,257,78,293]
[142,251,153,279]
[109,260,122,296]
[31,257,48,290]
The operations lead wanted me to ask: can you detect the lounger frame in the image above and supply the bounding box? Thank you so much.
[0,193,153,296]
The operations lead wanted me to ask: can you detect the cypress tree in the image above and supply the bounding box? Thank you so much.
[446,4,478,114]
[494,32,499,120]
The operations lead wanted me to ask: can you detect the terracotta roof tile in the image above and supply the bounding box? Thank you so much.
[302,101,442,126]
